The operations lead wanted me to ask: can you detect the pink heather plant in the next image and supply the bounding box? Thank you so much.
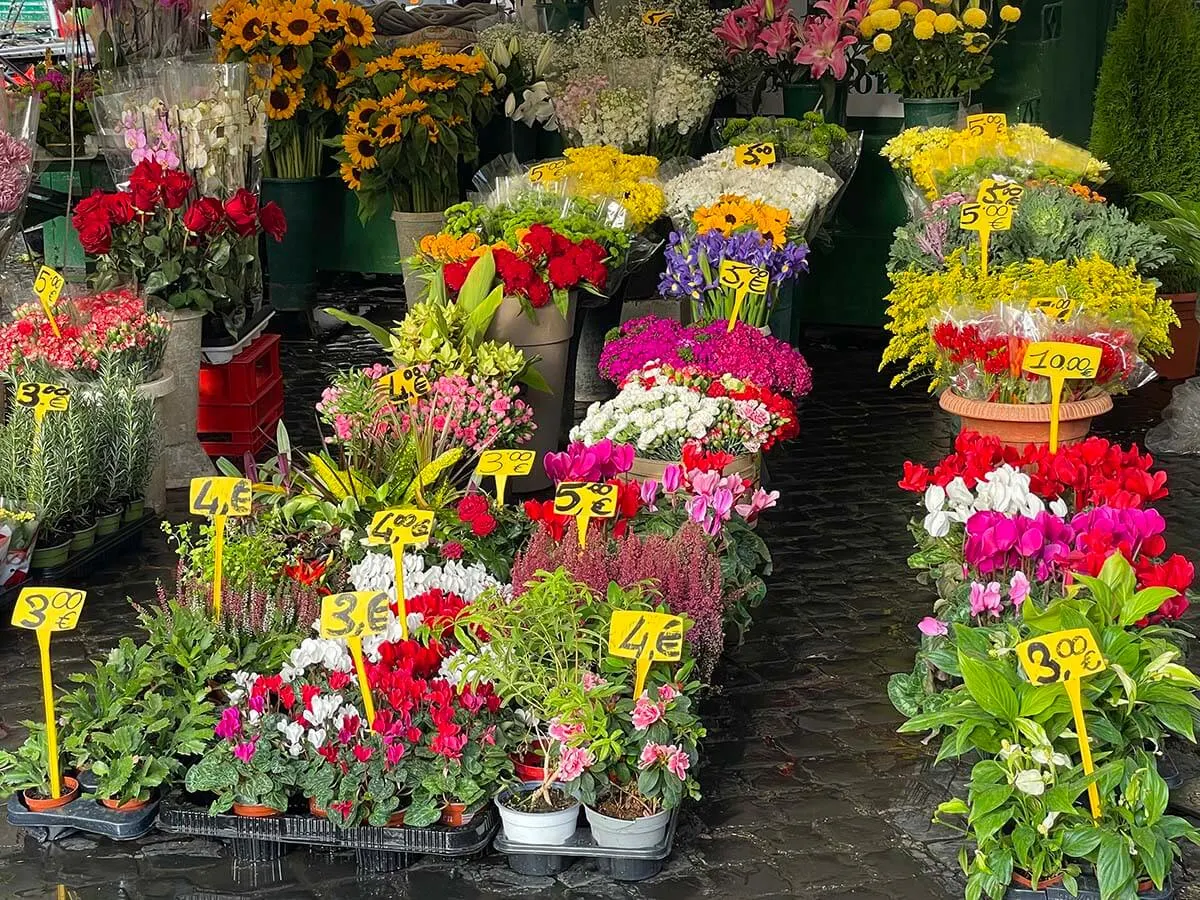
[600,316,813,398]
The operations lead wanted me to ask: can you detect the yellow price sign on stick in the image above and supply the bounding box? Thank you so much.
[1016,628,1106,818]
[33,266,65,338]
[528,159,569,184]
[976,178,1024,207]
[733,142,776,169]
[367,507,434,640]
[14,382,70,422]
[1031,294,1074,321]
[1021,341,1103,453]
[378,367,429,403]
[608,610,684,698]
[641,8,674,25]
[718,259,770,333]
[13,587,87,800]
[475,449,536,506]
[960,201,1014,278]
[554,481,618,547]
[319,591,391,729]
[966,112,1007,140]
[189,477,253,622]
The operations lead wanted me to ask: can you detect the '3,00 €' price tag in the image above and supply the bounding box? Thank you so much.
[474,449,536,506]
[320,590,392,727]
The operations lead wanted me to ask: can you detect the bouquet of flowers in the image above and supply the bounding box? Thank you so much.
[213,0,376,179]
[660,195,809,327]
[0,94,39,263]
[552,60,659,154]
[72,160,286,334]
[90,0,207,63]
[10,63,96,157]
[529,145,666,233]
[0,504,38,588]
[478,23,557,132]
[859,1,1022,99]
[0,288,169,380]
[713,113,862,182]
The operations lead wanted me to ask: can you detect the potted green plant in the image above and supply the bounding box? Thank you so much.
[93,370,159,524]
[1137,191,1200,379]
[0,725,80,811]
[300,729,413,828]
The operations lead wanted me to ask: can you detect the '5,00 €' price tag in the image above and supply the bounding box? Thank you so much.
[734,142,776,168]
[609,610,684,697]
[554,481,617,547]
[966,112,1007,140]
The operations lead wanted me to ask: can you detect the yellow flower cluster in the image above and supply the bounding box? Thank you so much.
[881,253,1175,388]
[881,126,955,171]
[861,0,1019,43]
[693,195,791,247]
[553,146,666,232]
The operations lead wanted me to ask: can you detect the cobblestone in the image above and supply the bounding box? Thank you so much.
[0,302,1198,897]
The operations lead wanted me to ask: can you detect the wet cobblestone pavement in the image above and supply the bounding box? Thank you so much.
[2,284,1200,899]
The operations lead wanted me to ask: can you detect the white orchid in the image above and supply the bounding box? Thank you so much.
[1014,769,1047,796]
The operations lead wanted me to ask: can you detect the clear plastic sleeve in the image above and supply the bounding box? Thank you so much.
[0,94,40,268]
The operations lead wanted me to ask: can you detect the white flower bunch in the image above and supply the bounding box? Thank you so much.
[664,148,839,231]
[920,464,1069,538]
[281,636,353,681]
[652,62,718,137]
[573,86,651,152]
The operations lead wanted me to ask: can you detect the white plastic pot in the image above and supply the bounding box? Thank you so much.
[496,782,580,846]
[584,804,670,850]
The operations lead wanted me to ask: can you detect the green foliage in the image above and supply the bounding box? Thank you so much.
[1091,0,1200,224]
[0,725,54,797]
[717,113,857,179]
[1139,190,1200,281]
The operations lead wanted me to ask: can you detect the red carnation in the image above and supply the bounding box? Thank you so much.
[182,196,225,235]
[224,188,260,237]
[161,169,194,210]
[259,201,287,242]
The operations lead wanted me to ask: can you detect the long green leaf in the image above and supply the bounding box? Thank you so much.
[463,285,504,345]
[458,247,496,315]
[322,308,393,348]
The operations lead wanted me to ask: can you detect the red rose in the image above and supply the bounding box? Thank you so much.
[224,188,259,237]
[161,169,193,209]
[182,196,225,235]
[76,218,112,254]
[471,513,497,538]
[547,254,579,289]
[104,192,136,226]
[128,160,163,193]
[72,188,107,225]
[259,201,287,242]
[457,493,489,523]
[130,182,160,213]
[526,280,551,308]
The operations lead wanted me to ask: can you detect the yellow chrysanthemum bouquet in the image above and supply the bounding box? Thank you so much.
[214,0,375,178]
[531,145,666,233]
[334,42,495,217]
[860,0,1021,99]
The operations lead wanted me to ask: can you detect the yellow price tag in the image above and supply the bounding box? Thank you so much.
[966,112,1007,140]
[554,481,618,547]
[528,160,569,184]
[641,8,674,25]
[190,477,253,623]
[976,179,1024,207]
[1031,295,1074,321]
[959,201,1013,233]
[734,142,776,168]
[608,609,684,698]
[13,586,86,800]
[319,591,391,729]
[14,382,70,421]
[366,507,434,641]
[1021,341,1103,453]
[475,449,536,506]
[1016,628,1106,818]
[718,259,770,332]
[33,266,65,338]
[378,367,429,403]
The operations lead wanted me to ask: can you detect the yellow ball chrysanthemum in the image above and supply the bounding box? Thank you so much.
[868,0,893,10]
[962,6,987,27]
[897,0,918,15]
[913,19,935,39]
[873,32,893,51]
[915,8,936,22]
[860,17,877,36]
[934,12,959,32]
[1000,4,1021,22]
[875,8,902,29]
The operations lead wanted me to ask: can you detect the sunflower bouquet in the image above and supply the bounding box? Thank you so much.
[213,0,376,179]
[333,42,495,218]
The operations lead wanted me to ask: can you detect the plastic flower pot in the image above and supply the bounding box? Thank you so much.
[69,520,97,553]
[938,390,1113,449]
[495,782,580,846]
[23,776,80,811]
[1153,292,1200,380]
[628,452,760,489]
[95,509,123,537]
[136,368,175,514]
[584,804,671,850]
[30,535,71,569]
[901,97,965,128]
[232,801,284,818]
[263,177,326,313]
[440,801,477,828]
[123,499,146,524]
[392,209,446,304]
[511,746,552,782]
[100,795,153,812]
[308,797,327,819]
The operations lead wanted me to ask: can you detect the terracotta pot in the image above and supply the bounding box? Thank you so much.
[23,776,80,811]
[392,210,446,304]
[485,294,578,493]
[440,801,476,827]
[308,797,327,818]
[628,453,761,488]
[1011,871,1064,890]
[232,801,283,817]
[386,809,407,827]
[1153,292,1200,380]
[938,390,1113,449]
[100,795,151,812]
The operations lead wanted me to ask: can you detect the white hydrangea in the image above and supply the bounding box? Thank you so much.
[664,148,839,232]
[920,464,1070,538]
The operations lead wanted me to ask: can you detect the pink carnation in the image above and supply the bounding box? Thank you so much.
[631,695,664,729]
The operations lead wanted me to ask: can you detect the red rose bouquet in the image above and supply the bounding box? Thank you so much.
[72,160,287,335]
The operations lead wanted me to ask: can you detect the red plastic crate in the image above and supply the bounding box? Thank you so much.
[199,333,281,405]
[197,376,284,454]
[198,413,278,458]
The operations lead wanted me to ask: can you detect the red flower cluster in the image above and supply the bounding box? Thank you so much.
[1136,555,1195,624]
[899,431,1169,511]
[442,225,608,310]
[524,498,570,542]
[681,444,735,473]
[705,377,800,449]
[932,322,1015,376]
[457,493,497,537]
[523,477,642,542]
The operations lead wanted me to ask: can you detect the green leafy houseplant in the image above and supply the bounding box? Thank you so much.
[299,729,413,828]
[0,725,66,801]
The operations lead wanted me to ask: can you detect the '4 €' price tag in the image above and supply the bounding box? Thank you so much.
[367,508,434,547]
[966,112,1007,140]
[734,142,776,168]
[14,382,70,421]
[1016,628,1106,818]
[609,610,683,698]
[554,481,617,547]
[976,178,1024,207]
[379,367,429,403]
[528,159,568,184]
[12,587,86,632]
[190,477,253,517]
[475,449,536,506]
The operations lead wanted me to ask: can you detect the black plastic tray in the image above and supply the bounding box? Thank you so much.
[6,791,159,842]
[158,797,498,873]
[493,807,678,882]
[1006,874,1174,900]
[30,513,152,580]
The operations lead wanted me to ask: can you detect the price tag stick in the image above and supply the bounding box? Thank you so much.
[212,514,227,622]
[979,225,990,279]
[37,628,62,798]
[1047,371,1065,455]
[347,639,376,729]
[392,541,408,641]
[727,287,747,334]
[1064,676,1101,818]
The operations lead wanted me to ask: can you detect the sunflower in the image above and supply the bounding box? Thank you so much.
[276,44,305,80]
[316,0,348,27]
[267,84,305,120]
[374,113,403,146]
[340,161,364,190]
[338,5,375,46]
[311,82,332,110]
[343,130,379,169]
[327,41,358,86]
[417,113,440,144]
[347,98,380,130]
[272,1,321,46]
[230,8,269,52]
[212,0,239,30]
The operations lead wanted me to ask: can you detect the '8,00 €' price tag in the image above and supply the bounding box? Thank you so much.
[554,481,617,547]
[608,610,684,698]
[378,367,429,403]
